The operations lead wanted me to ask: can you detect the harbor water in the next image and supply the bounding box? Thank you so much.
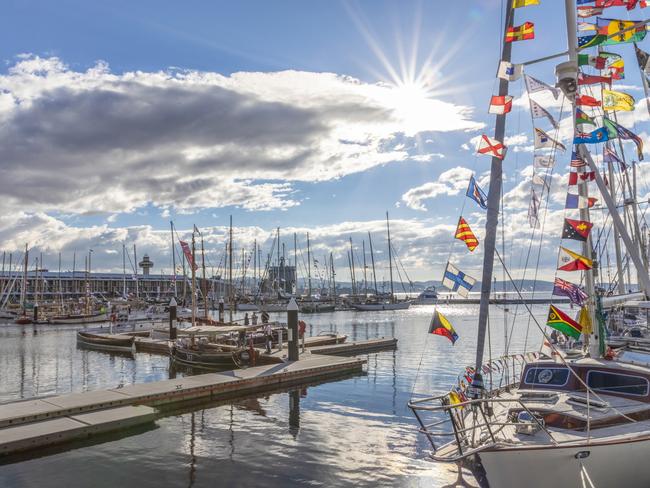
[0,304,546,487]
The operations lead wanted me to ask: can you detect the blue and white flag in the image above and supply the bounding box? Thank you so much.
[442,262,477,298]
[466,175,488,210]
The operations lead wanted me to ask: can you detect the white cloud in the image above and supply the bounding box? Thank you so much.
[0,55,483,215]
[401,166,473,211]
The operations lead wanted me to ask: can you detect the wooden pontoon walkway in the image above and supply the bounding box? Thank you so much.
[0,354,365,456]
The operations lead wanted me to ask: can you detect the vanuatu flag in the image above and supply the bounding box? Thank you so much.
[562,218,593,241]
[455,217,479,252]
[547,305,583,340]
[429,310,459,344]
[506,22,535,42]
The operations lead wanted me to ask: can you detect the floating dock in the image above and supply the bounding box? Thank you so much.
[0,354,365,456]
[308,337,397,356]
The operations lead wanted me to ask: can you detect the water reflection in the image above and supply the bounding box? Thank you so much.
[0,306,545,487]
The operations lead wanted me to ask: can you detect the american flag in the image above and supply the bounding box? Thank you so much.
[552,277,588,306]
[571,150,587,168]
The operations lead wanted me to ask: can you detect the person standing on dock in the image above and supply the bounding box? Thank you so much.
[244,313,249,325]
[252,312,258,325]
[261,310,269,324]
[264,322,273,354]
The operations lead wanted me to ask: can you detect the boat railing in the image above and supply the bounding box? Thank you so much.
[409,352,547,463]
[408,393,558,463]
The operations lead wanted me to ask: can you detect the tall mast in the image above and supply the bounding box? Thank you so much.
[21,244,28,314]
[58,252,62,307]
[561,0,650,355]
[276,227,280,294]
[473,1,514,375]
[253,239,257,296]
[368,231,378,296]
[191,232,196,327]
[133,244,138,299]
[170,221,177,297]
[307,232,312,297]
[229,215,233,322]
[122,243,127,298]
[330,252,336,302]
[349,237,357,296]
[294,233,297,295]
[362,240,368,297]
[607,157,626,294]
[386,212,395,303]
[201,232,208,320]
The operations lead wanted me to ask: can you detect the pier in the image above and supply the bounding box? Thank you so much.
[0,354,365,456]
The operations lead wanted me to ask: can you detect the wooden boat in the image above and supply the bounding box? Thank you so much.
[300,301,336,314]
[76,331,135,353]
[170,342,256,369]
[14,315,32,325]
[50,312,108,324]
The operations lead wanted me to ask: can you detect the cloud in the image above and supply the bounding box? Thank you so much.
[401,166,473,211]
[0,55,483,215]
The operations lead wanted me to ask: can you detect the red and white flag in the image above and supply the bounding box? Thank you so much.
[488,95,513,115]
[179,240,198,270]
[476,135,506,160]
[568,171,595,185]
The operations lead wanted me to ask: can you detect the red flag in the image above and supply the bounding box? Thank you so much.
[488,95,513,115]
[506,22,535,42]
[578,73,612,86]
[179,240,198,270]
[568,171,595,185]
[576,95,601,107]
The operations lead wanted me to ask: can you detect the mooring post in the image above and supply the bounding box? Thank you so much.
[33,302,38,322]
[169,297,177,340]
[287,297,299,361]
[218,297,225,322]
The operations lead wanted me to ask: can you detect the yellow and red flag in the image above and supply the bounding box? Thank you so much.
[506,22,535,42]
[512,0,539,7]
[455,217,479,252]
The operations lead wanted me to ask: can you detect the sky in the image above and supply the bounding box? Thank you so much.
[1,0,650,286]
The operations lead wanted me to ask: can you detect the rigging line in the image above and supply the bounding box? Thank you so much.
[512,97,567,353]
[495,248,639,424]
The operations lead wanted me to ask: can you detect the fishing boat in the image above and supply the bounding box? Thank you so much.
[409,1,650,486]
[170,342,255,369]
[76,331,136,354]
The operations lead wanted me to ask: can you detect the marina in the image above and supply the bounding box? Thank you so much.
[3,0,650,486]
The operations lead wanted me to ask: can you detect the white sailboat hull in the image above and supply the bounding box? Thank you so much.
[480,435,650,488]
[352,302,410,311]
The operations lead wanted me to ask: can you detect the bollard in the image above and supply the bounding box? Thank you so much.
[169,297,178,340]
[218,297,225,322]
[287,297,299,361]
[33,303,39,322]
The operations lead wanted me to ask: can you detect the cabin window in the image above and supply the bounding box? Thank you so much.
[523,367,569,387]
[587,371,648,396]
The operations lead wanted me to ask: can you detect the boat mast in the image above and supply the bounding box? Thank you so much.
[368,231,378,296]
[362,240,368,297]
[330,252,336,302]
[607,157,627,294]
[133,244,138,300]
[307,232,312,297]
[472,1,514,379]
[201,231,208,320]
[349,237,357,296]
[561,0,650,354]
[229,215,233,323]
[293,232,297,295]
[20,244,27,314]
[386,212,395,303]
[170,221,177,297]
[121,243,125,298]
[191,231,196,328]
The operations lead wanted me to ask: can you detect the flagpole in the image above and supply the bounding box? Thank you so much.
[562,0,598,354]
[472,0,514,390]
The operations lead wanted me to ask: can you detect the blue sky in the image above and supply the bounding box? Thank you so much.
[1,0,649,283]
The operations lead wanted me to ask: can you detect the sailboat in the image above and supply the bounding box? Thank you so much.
[409,2,650,486]
[352,212,411,311]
